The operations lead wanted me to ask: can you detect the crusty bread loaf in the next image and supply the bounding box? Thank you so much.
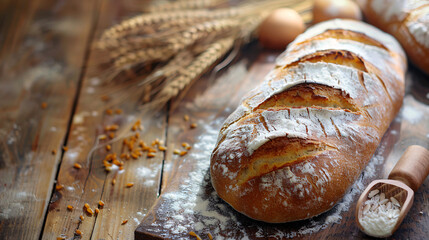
[358,0,429,75]
[210,19,406,223]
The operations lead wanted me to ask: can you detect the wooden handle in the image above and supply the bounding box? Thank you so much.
[388,145,429,191]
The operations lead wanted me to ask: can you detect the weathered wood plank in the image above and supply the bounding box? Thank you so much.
[136,47,429,239]
[0,0,97,239]
[41,1,166,239]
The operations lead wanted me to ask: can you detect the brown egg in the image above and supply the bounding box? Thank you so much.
[313,0,362,24]
[258,8,305,50]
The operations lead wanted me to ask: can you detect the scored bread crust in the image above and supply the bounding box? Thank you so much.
[358,0,429,75]
[210,19,406,223]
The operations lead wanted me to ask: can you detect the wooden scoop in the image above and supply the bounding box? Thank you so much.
[356,145,429,238]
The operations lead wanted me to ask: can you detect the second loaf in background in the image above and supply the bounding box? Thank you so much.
[210,19,406,223]
[358,0,429,75]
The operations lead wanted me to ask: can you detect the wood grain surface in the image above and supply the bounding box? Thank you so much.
[0,0,96,239]
[41,0,166,239]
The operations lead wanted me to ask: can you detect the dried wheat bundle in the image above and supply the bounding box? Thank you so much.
[95,0,312,110]
[146,0,228,12]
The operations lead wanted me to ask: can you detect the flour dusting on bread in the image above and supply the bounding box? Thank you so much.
[210,19,406,223]
[369,0,427,22]
[407,8,429,49]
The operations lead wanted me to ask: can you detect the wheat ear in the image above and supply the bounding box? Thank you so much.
[100,9,239,40]
[147,0,228,12]
[154,37,234,103]
[137,50,195,88]
[111,19,240,68]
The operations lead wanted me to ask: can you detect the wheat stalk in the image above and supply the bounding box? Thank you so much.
[138,50,196,88]
[100,8,240,40]
[109,18,240,68]
[99,0,307,47]
[96,34,171,50]
[94,0,313,112]
[147,0,228,12]
[153,37,234,103]
[99,0,297,40]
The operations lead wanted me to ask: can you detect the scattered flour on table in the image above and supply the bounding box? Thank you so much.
[137,165,159,187]
[86,87,95,94]
[154,117,386,239]
[90,77,101,86]
[65,150,79,160]
[144,179,155,186]
[2,123,20,145]
[0,191,40,219]
[136,166,158,178]
[136,211,146,218]
[401,104,423,124]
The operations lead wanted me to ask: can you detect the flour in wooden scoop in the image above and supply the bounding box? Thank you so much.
[359,190,401,238]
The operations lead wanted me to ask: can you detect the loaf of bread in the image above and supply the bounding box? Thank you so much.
[358,0,429,75]
[210,19,406,223]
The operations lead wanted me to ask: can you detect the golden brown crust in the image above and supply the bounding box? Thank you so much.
[210,20,405,223]
[256,84,359,112]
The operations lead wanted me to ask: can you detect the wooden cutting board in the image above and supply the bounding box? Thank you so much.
[135,44,429,240]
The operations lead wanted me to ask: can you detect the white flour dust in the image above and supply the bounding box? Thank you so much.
[150,117,386,239]
[401,104,423,124]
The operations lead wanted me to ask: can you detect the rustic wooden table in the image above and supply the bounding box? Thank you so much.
[0,1,428,240]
